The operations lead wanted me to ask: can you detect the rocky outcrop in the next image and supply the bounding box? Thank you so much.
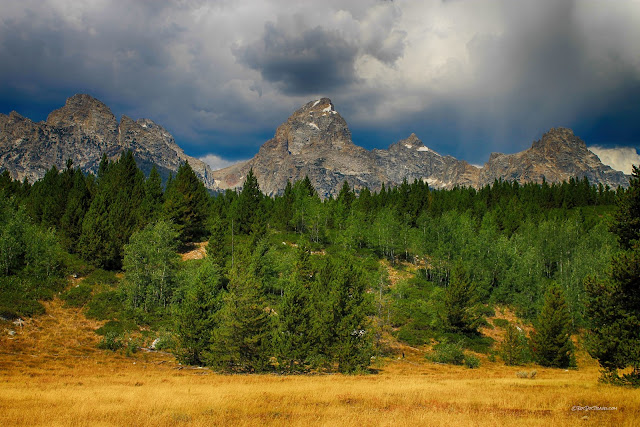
[373,133,480,189]
[0,94,215,187]
[479,128,629,188]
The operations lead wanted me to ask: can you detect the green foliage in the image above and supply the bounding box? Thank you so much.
[123,220,180,317]
[530,285,575,368]
[444,264,484,335]
[585,247,640,382]
[61,282,93,308]
[173,258,223,366]
[464,354,481,369]
[79,151,145,269]
[428,341,465,365]
[610,166,640,249]
[500,324,531,366]
[163,161,210,244]
[97,331,124,351]
[86,290,124,320]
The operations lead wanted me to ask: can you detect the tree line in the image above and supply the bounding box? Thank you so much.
[0,155,637,381]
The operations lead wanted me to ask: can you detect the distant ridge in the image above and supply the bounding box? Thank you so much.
[0,95,630,196]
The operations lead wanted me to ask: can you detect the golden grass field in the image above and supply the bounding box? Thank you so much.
[1,297,639,426]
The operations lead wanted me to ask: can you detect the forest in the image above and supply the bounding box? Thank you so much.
[0,152,638,382]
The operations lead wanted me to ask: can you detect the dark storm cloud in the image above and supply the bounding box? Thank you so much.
[235,22,360,95]
[0,0,637,170]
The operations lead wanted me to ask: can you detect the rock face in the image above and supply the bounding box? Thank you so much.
[478,127,629,187]
[0,95,630,196]
[0,94,215,187]
[212,100,629,195]
[211,98,386,197]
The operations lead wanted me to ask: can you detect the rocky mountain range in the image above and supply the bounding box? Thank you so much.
[211,98,629,195]
[0,94,215,187]
[0,95,630,196]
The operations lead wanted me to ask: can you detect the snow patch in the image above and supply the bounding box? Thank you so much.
[312,100,320,108]
[417,146,429,152]
[307,122,320,130]
[322,106,333,113]
[404,144,413,149]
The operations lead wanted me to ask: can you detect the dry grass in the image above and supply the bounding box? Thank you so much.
[1,299,639,426]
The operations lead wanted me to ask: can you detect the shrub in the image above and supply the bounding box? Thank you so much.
[61,283,93,308]
[500,324,531,366]
[428,341,465,365]
[97,331,124,351]
[86,290,123,320]
[464,354,481,369]
[492,318,510,329]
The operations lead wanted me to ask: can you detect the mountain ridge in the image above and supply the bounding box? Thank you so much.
[0,94,631,195]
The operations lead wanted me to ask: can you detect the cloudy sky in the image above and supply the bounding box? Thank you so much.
[1,0,639,172]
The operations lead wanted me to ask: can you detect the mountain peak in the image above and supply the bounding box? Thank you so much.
[46,94,117,136]
[275,98,351,155]
[532,127,586,151]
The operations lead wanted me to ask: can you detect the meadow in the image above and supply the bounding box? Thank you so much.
[1,298,638,427]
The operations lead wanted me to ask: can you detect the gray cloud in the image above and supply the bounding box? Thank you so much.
[235,22,360,95]
[0,0,638,166]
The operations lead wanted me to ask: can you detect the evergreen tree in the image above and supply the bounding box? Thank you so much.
[584,167,640,383]
[233,168,263,234]
[530,285,574,368]
[500,324,530,366]
[174,257,223,365]
[273,245,315,372]
[314,253,374,373]
[59,169,91,252]
[79,151,145,269]
[139,165,164,226]
[443,263,483,334]
[206,244,271,372]
[611,166,640,249]
[163,161,210,244]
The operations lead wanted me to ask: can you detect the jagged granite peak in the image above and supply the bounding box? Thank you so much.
[212,98,383,197]
[275,97,353,155]
[1,96,631,196]
[479,127,629,188]
[374,134,478,190]
[0,94,215,187]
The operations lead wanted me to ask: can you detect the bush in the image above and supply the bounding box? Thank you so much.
[83,269,120,288]
[492,318,510,329]
[428,341,465,365]
[86,290,123,320]
[500,324,531,366]
[97,331,124,351]
[61,283,93,308]
[95,319,136,336]
[464,354,481,369]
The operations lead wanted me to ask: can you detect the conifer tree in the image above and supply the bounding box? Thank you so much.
[444,263,483,334]
[79,151,145,269]
[530,285,574,368]
[206,243,271,372]
[273,245,315,372]
[163,161,209,244]
[611,165,640,249]
[174,257,223,366]
[233,168,263,234]
[139,165,164,226]
[585,166,640,383]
